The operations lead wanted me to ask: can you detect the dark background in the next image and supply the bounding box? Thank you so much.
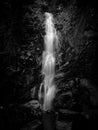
[0,0,98,130]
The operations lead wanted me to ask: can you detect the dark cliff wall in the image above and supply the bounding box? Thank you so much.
[0,0,98,130]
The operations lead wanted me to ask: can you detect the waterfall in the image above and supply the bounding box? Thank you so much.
[39,13,57,111]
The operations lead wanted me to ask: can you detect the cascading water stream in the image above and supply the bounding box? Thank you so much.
[39,13,57,112]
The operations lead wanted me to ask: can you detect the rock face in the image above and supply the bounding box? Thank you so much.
[0,0,98,130]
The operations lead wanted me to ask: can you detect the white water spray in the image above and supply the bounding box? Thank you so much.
[39,13,57,111]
